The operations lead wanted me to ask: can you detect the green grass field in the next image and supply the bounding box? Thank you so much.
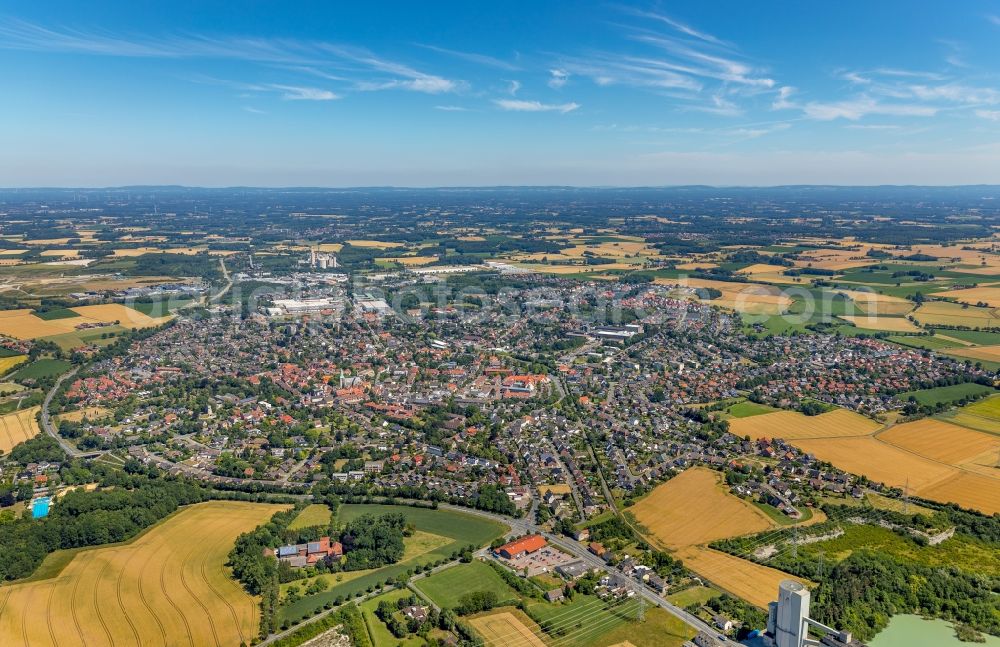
[34,308,81,320]
[798,524,1000,577]
[527,594,642,647]
[594,606,696,647]
[12,358,72,381]
[130,298,196,317]
[40,325,128,351]
[412,561,520,610]
[280,505,507,621]
[886,334,963,351]
[929,329,1000,345]
[666,585,721,608]
[727,400,778,418]
[288,504,333,530]
[899,382,995,406]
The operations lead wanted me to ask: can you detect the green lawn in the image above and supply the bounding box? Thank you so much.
[12,358,72,381]
[412,561,519,610]
[727,400,777,418]
[280,505,507,621]
[899,382,995,406]
[752,502,813,526]
[288,504,332,530]
[666,585,722,608]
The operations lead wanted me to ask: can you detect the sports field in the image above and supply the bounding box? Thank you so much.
[0,500,285,647]
[728,408,880,441]
[0,407,41,454]
[470,609,547,647]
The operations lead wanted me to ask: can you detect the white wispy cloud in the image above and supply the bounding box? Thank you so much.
[802,97,937,120]
[0,18,461,96]
[416,43,519,71]
[435,105,469,111]
[548,69,569,89]
[622,8,730,47]
[976,109,1000,121]
[242,106,266,114]
[493,99,579,113]
[271,85,338,100]
[507,80,521,95]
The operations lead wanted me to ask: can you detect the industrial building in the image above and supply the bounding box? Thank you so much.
[765,580,865,647]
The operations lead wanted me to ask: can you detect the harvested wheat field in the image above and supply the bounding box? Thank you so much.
[918,472,1000,516]
[728,409,880,441]
[70,304,167,329]
[628,468,808,607]
[790,435,1000,514]
[344,239,404,249]
[838,314,921,332]
[0,309,99,340]
[629,467,774,548]
[0,407,41,454]
[835,290,916,317]
[944,344,1000,362]
[878,419,1000,467]
[56,406,112,424]
[934,286,1000,307]
[675,547,806,609]
[469,610,547,647]
[736,263,792,276]
[0,500,286,647]
[378,255,438,266]
[655,277,792,315]
[912,301,1000,328]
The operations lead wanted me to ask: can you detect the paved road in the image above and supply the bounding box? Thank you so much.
[39,366,105,458]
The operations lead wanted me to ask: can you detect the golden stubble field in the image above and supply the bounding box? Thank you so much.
[732,409,1000,514]
[0,407,41,454]
[627,467,809,607]
[0,305,167,341]
[728,409,880,441]
[469,609,547,647]
[0,500,287,647]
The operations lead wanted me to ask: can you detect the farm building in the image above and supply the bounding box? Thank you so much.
[273,535,343,567]
[495,534,547,559]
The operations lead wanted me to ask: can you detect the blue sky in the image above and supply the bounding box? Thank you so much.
[3,1,1000,186]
